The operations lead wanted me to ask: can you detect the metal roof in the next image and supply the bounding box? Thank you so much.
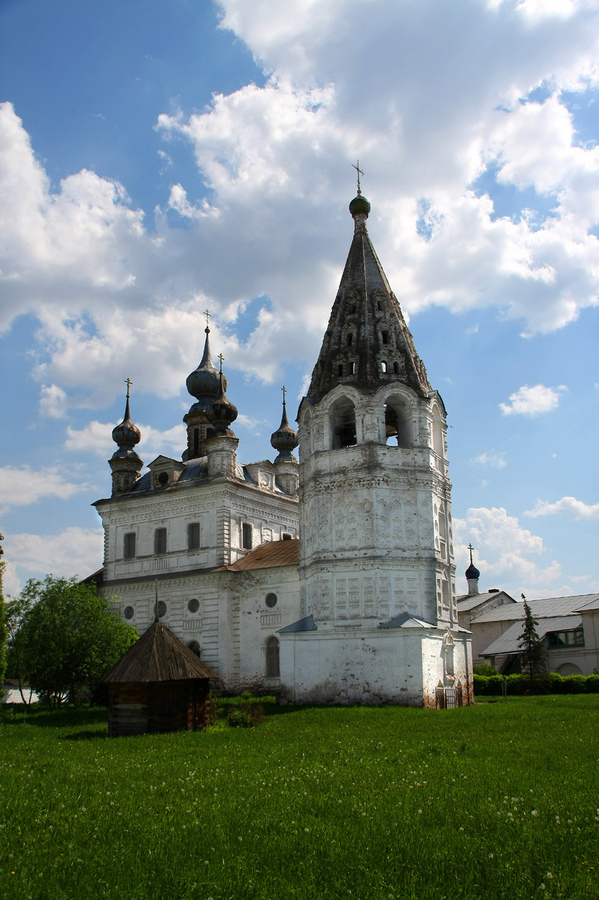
[220,539,299,572]
[481,614,583,657]
[473,593,599,624]
[457,591,516,612]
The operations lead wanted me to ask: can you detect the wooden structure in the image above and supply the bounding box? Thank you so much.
[102,621,217,736]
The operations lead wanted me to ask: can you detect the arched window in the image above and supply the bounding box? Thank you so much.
[265,636,280,677]
[331,397,357,449]
[384,396,411,447]
[188,640,201,657]
[432,403,445,458]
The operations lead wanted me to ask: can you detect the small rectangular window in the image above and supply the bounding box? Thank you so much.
[282,532,292,541]
[154,528,167,555]
[123,532,136,559]
[242,522,253,550]
[381,331,389,344]
[350,361,356,375]
[188,522,200,550]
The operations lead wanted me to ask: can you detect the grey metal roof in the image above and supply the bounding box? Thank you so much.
[473,593,599,624]
[457,591,515,612]
[379,612,435,629]
[279,615,317,633]
[481,614,583,657]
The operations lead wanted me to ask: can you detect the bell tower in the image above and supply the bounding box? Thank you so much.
[297,191,456,630]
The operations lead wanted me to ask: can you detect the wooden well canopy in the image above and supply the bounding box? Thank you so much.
[102,621,217,737]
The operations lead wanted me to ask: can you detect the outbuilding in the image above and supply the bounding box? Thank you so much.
[102,620,216,736]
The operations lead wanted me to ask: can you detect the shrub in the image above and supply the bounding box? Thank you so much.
[226,691,265,728]
[585,674,599,693]
[473,664,499,677]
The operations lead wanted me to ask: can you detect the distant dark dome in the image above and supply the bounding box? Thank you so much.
[112,403,141,450]
[349,194,371,217]
[209,376,238,433]
[270,400,298,463]
[186,328,227,409]
[465,563,480,579]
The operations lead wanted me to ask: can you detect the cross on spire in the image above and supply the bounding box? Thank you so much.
[352,159,364,195]
[124,377,132,399]
[282,385,287,406]
[467,543,475,564]
[204,308,211,329]
[218,352,225,374]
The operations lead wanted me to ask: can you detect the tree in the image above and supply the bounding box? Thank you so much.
[0,533,6,700]
[8,576,137,707]
[518,601,547,688]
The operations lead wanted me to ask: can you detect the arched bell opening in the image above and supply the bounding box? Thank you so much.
[330,397,357,449]
[384,396,412,448]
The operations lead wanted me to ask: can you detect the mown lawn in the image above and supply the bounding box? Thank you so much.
[1,696,598,900]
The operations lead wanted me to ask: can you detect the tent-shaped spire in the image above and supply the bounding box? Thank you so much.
[307,195,431,403]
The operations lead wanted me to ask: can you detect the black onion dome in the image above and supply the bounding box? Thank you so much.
[349,193,371,217]
[186,328,227,407]
[210,374,238,434]
[112,396,141,450]
[465,563,480,579]
[271,399,298,463]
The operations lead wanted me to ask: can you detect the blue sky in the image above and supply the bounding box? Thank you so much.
[1,0,598,600]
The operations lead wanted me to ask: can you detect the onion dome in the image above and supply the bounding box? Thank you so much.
[186,326,227,412]
[270,388,298,463]
[465,562,480,579]
[209,369,238,435]
[465,544,480,580]
[349,193,371,217]
[111,386,141,457]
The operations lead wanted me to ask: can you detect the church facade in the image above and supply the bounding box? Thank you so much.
[94,192,473,708]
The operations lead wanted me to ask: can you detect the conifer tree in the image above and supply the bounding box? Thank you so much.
[518,601,547,688]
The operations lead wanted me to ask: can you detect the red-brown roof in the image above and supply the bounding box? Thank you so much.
[102,621,217,683]
[221,538,299,572]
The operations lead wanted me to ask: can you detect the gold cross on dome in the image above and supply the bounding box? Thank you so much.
[352,159,364,195]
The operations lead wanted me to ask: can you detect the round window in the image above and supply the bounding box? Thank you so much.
[157,600,167,618]
[188,640,201,657]
[265,593,278,608]
[188,598,200,613]
[124,605,134,620]
[158,471,169,485]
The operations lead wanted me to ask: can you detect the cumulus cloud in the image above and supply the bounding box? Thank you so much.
[65,420,186,460]
[499,383,565,416]
[525,495,599,518]
[0,465,89,513]
[3,527,104,590]
[453,506,561,594]
[1,0,599,413]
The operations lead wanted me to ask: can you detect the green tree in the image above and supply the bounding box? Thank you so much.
[9,576,137,707]
[518,601,547,688]
[0,534,6,699]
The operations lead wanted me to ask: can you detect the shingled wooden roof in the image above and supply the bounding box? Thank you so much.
[220,538,299,571]
[102,621,217,683]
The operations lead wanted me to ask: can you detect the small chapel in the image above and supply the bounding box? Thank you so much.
[93,189,473,708]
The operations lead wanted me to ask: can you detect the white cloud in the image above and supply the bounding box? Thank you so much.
[473,450,507,468]
[1,0,599,413]
[525,495,599,518]
[3,527,104,591]
[65,420,186,460]
[499,383,564,416]
[0,465,89,513]
[453,506,562,594]
[39,384,68,419]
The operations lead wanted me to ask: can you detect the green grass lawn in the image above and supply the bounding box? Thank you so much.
[1,696,598,900]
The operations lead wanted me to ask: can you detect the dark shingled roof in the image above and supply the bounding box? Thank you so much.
[220,538,299,571]
[102,621,217,683]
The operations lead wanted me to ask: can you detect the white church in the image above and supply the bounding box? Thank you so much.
[93,191,473,708]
